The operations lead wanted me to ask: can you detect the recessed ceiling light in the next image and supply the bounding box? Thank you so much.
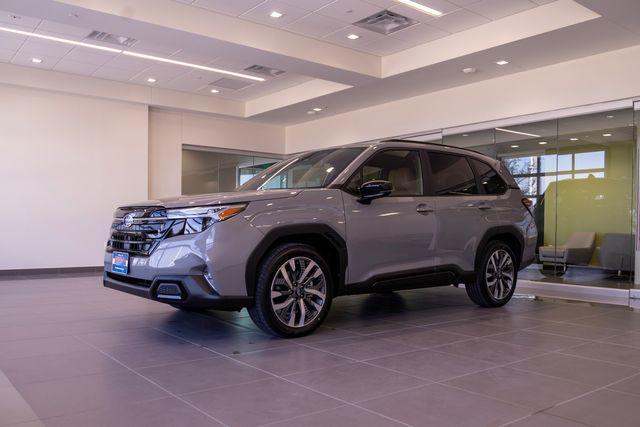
[606,115,614,119]
[210,88,220,93]
[603,133,612,137]
[629,123,635,127]
[312,107,323,112]
[496,60,509,66]
[394,0,443,17]
[510,145,519,148]
[462,134,469,137]
[147,77,157,83]
[269,11,283,18]
[0,25,265,82]
[346,33,360,40]
[570,138,579,141]
[31,57,43,63]
[539,141,548,145]
[307,110,316,115]
[462,67,477,74]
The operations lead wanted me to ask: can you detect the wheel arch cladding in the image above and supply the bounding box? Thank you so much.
[475,226,524,270]
[245,224,347,297]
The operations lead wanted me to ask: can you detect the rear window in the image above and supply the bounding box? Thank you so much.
[428,152,478,196]
[470,158,508,195]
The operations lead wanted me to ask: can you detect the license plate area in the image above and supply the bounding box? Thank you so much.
[111,251,129,275]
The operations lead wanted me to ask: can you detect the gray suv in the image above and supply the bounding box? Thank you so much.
[104,140,537,337]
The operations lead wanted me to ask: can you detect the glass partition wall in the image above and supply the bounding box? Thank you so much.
[443,108,637,289]
[181,146,282,195]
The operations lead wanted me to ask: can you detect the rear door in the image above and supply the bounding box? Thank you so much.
[342,149,437,285]
[426,152,501,272]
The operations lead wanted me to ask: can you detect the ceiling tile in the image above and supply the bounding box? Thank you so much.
[280,0,336,11]
[103,54,151,73]
[447,0,483,6]
[169,51,218,65]
[390,22,448,43]
[363,0,398,8]
[465,0,536,20]
[210,77,255,90]
[11,50,60,70]
[240,0,311,28]
[91,65,139,81]
[0,33,25,50]
[19,38,73,57]
[35,20,92,39]
[317,0,383,23]
[130,40,182,56]
[192,0,265,16]
[131,63,190,83]
[64,48,117,66]
[285,13,347,38]
[53,58,101,75]
[323,24,384,48]
[429,9,489,32]
[0,11,41,31]
[359,35,415,55]
[163,71,210,92]
[0,47,14,62]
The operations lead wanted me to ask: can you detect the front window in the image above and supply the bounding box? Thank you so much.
[238,147,364,191]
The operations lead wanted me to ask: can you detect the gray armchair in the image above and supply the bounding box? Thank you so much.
[599,233,634,273]
[539,231,596,272]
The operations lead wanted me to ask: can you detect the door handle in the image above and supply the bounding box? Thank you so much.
[476,203,493,210]
[416,204,434,214]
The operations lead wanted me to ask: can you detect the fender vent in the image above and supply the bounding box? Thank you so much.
[354,10,418,35]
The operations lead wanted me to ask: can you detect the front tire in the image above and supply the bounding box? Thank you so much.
[248,243,333,338]
[466,241,517,307]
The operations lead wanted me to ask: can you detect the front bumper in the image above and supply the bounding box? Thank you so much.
[103,271,253,311]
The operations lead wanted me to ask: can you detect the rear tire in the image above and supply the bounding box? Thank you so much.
[248,243,333,338]
[466,241,517,307]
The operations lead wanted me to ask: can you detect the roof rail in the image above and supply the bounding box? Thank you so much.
[380,139,487,157]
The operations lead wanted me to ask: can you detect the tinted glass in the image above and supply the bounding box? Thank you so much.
[239,147,364,190]
[470,158,508,195]
[346,150,423,196]
[428,152,478,196]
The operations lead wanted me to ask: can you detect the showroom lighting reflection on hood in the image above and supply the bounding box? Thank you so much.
[394,0,443,17]
[495,127,541,138]
[0,25,265,82]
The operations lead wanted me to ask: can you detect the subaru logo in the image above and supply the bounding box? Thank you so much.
[122,213,134,228]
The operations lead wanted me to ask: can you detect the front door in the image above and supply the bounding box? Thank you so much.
[342,149,437,286]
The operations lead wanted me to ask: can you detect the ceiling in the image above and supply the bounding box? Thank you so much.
[0,0,639,125]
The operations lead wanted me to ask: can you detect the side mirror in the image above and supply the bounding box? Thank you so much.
[358,180,393,204]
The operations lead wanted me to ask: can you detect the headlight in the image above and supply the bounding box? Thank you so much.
[165,204,247,235]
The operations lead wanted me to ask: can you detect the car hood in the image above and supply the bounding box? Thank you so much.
[120,189,301,209]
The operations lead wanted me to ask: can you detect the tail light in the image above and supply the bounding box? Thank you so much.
[521,198,533,214]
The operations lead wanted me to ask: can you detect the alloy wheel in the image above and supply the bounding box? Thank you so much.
[485,249,515,300]
[270,256,327,328]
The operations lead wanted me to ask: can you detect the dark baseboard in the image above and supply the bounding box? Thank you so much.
[0,266,103,279]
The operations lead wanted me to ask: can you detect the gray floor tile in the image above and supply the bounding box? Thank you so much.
[608,373,640,396]
[304,335,419,361]
[0,336,91,361]
[231,346,350,375]
[509,353,639,387]
[359,383,530,427]
[560,342,640,367]
[433,320,515,337]
[486,330,588,351]
[372,326,471,348]
[547,389,640,427]
[368,349,494,381]
[42,397,222,427]
[76,328,184,349]
[268,405,404,427]
[508,412,589,426]
[444,367,594,411]
[285,362,426,403]
[183,377,342,427]
[101,341,217,369]
[195,331,295,355]
[138,357,269,395]
[0,324,71,343]
[527,322,622,340]
[602,331,640,349]
[434,338,547,365]
[0,349,127,386]
[15,371,168,419]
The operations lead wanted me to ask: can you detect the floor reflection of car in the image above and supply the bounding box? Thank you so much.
[103,140,537,337]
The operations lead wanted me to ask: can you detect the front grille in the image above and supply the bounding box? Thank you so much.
[106,272,153,287]
[106,207,172,256]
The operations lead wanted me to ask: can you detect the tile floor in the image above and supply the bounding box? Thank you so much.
[1,273,640,426]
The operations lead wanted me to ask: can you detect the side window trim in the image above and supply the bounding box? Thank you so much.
[341,148,425,198]
[469,157,508,196]
[466,156,487,195]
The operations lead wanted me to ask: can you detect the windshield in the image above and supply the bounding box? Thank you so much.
[238,147,365,191]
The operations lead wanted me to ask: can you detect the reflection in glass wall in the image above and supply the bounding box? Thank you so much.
[443,109,636,289]
[182,147,281,195]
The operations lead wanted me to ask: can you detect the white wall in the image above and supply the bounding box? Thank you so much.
[149,108,285,199]
[0,85,148,269]
[286,45,640,153]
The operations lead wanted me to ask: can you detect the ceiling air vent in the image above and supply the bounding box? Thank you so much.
[210,78,254,90]
[85,30,137,47]
[244,64,286,77]
[354,10,418,35]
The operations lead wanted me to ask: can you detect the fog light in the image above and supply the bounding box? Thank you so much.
[156,283,183,300]
[203,268,216,291]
